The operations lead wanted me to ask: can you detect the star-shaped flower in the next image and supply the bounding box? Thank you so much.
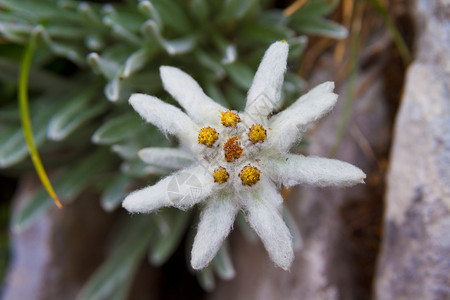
[122,41,366,270]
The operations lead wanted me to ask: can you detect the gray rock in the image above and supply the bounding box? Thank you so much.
[374,0,450,299]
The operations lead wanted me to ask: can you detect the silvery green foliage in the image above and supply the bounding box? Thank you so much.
[0,0,348,296]
[123,41,366,270]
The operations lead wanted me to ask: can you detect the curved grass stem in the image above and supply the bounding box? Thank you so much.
[19,27,62,208]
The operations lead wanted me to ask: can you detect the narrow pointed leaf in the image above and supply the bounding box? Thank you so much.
[149,210,190,266]
[211,244,235,280]
[47,89,105,141]
[92,113,146,145]
[224,62,253,90]
[100,174,133,212]
[197,267,215,292]
[291,18,348,39]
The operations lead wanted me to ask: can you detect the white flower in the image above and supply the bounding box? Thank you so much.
[122,41,366,271]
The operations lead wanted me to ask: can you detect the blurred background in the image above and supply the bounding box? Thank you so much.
[0,0,448,299]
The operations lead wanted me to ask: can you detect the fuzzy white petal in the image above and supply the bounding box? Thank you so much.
[245,41,289,122]
[269,82,338,152]
[263,154,366,187]
[129,93,197,145]
[191,192,239,270]
[242,187,293,270]
[160,66,227,125]
[138,147,194,170]
[122,166,213,213]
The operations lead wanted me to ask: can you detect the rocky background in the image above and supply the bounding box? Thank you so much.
[1,0,449,299]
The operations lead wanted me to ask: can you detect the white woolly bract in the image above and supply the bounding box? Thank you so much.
[129,93,197,146]
[122,166,213,213]
[263,154,366,188]
[138,147,194,170]
[268,81,337,152]
[191,192,239,270]
[160,66,226,125]
[245,41,288,118]
[242,188,293,270]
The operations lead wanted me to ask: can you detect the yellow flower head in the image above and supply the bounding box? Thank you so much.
[239,165,261,186]
[213,167,229,184]
[223,136,243,162]
[220,110,240,127]
[248,125,267,144]
[198,126,218,147]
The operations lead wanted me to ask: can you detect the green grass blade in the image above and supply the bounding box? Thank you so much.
[367,0,412,65]
[18,26,62,208]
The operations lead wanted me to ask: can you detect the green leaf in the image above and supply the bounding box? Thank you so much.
[0,21,32,43]
[87,47,131,80]
[197,267,215,292]
[288,35,308,59]
[224,62,254,90]
[0,95,58,169]
[78,215,155,300]
[37,28,86,64]
[149,210,190,266]
[236,211,257,242]
[150,0,192,34]
[203,81,229,107]
[125,71,162,93]
[111,143,140,160]
[283,72,306,107]
[289,0,339,18]
[0,106,19,124]
[92,113,146,145]
[188,0,209,21]
[102,6,146,33]
[0,126,46,169]
[120,159,170,178]
[220,0,255,20]
[138,147,194,170]
[239,21,291,44]
[45,24,87,40]
[77,2,106,30]
[122,46,157,78]
[106,272,136,300]
[223,84,246,111]
[211,243,235,280]
[100,173,132,212]
[47,89,106,141]
[195,51,226,80]
[291,18,348,39]
[0,58,73,91]
[103,17,142,46]
[142,20,196,56]
[104,77,127,102]
[84,34,105,51]
[0,0,78,22]
[138,1,162,28]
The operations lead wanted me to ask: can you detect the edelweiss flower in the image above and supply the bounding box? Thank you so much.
[123,41,366,270]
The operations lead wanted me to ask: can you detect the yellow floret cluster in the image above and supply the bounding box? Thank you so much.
[197,113,265,186]
[213,167,229,184]
[198,126,218,147]
[248,125,267,144]
[239,165,261,186]
[220,110,240,127]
